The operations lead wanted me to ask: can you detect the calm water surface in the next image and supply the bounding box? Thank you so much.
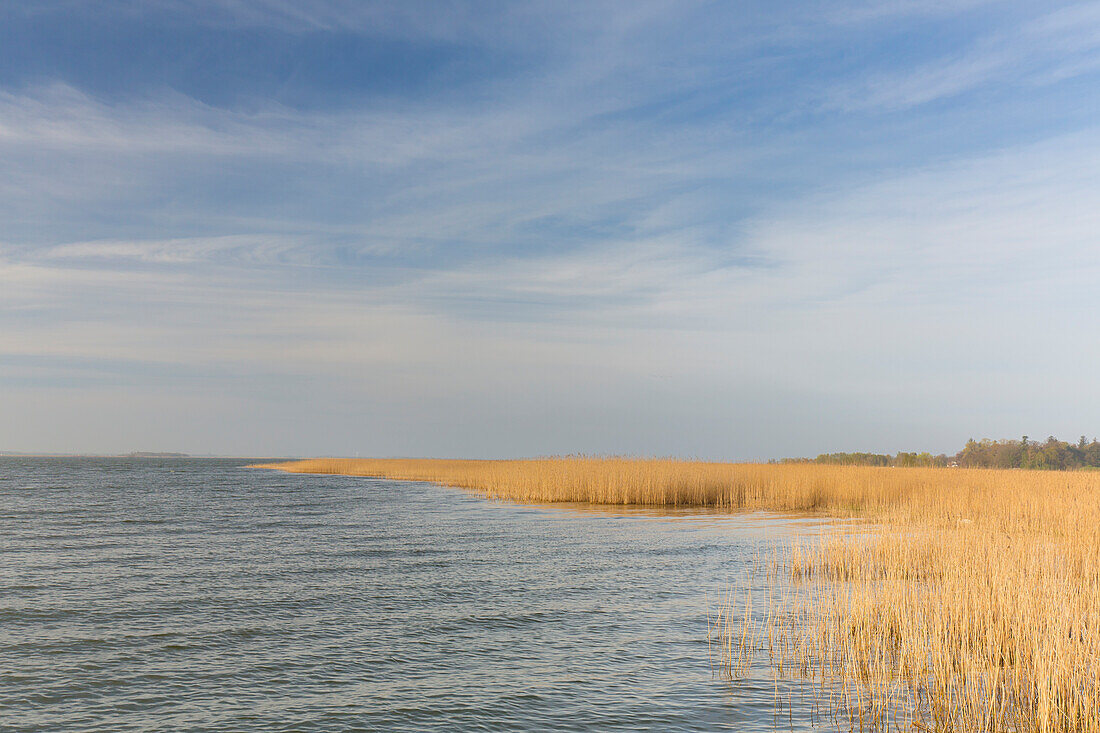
[1,457,833,732]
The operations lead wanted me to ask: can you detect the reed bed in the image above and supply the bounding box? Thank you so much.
[713,479,1100,731]
[256,457,1100,731]
[250,457,1096,520]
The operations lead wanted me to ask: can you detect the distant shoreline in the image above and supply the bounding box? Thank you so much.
[0,452,275,459]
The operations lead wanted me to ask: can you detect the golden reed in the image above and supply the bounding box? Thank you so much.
[255,457,1100,731]
[247,457,1088,517]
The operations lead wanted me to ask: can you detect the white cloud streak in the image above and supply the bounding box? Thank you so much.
[829,3,1100,110]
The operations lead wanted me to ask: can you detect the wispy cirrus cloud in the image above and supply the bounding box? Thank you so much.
[828,3,1100,111]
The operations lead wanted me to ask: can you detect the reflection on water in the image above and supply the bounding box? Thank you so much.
[529,499,863,526]
[3,457,834,732]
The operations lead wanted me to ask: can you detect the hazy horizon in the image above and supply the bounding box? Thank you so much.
[3,2,1099,459]
[4,433,1098,463]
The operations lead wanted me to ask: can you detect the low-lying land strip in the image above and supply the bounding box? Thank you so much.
[254,457,1099,732]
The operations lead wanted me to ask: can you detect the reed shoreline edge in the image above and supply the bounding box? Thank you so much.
[252,457,1100,732]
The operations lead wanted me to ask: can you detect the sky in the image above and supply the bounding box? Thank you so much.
[2,1,1099,459]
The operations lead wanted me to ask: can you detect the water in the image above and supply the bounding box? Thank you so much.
[1,457,832,732]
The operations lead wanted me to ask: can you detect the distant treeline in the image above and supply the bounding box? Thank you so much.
[777,436,1100,470]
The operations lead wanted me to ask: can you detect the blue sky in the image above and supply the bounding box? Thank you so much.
[2,1,1099,457]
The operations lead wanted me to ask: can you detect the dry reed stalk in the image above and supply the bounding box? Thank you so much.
[715,523,1100,731]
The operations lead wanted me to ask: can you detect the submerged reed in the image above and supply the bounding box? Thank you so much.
[712,479,1100,732]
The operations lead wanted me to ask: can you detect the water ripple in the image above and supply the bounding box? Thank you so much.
[0,457,829,732]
